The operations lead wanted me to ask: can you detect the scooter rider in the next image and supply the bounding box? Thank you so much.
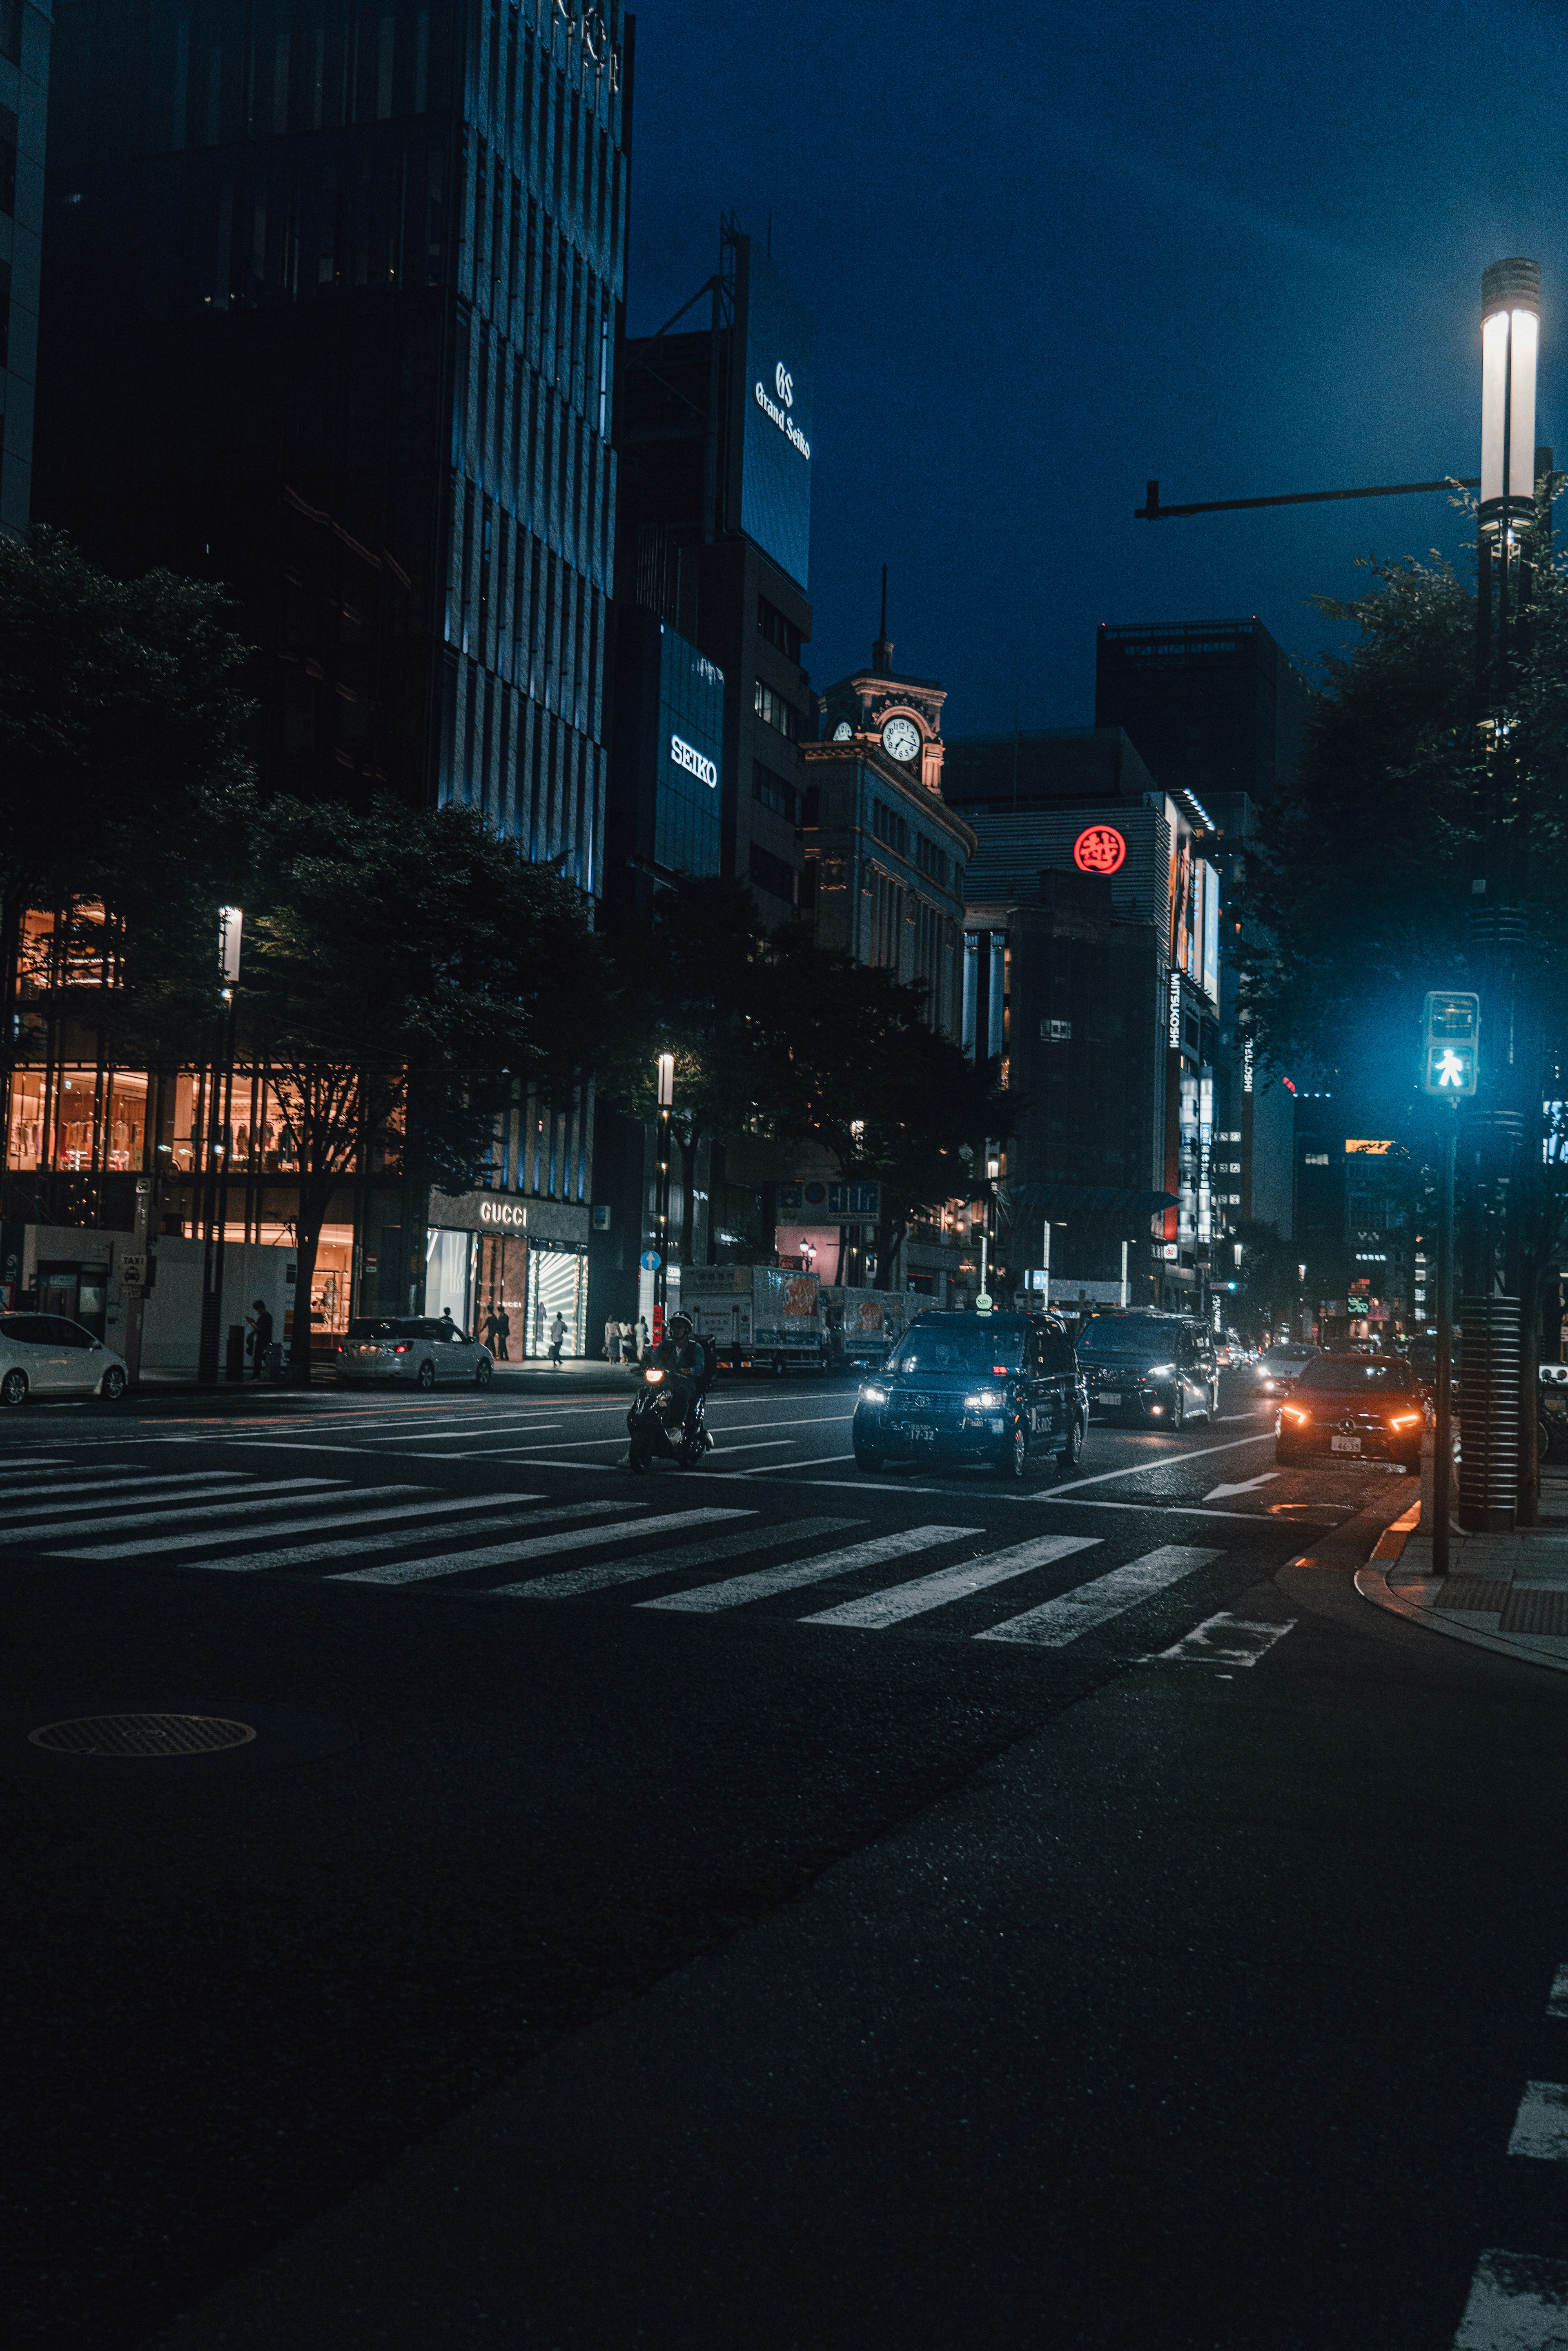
[652,1312,708,1442]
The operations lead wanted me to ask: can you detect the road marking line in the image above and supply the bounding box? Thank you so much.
[738,1451,857,1475]
[977,1545,1223,1647]
[1204,1472,1281,1500]
[3,1478,342,1544]
[508,1517,863,1599]
[640,1524,976,1614]
[65,1489,528,1564]
[1049,1435,1274,1493]
[0,1458,69,1470]
[379,1423,564,1442]
[1038,1496,1287,1523]
[1452,2248,1568,2347]
[803,1533,1102,1630]
[1508,2081,1568,2161]
[337,1506,752,1587]
[703,1415,855,1434]
[4,1470,255,1504]
[1549,1965,1568,2019]
[1151,1612,1296,1667]
[193,1499,615,1571]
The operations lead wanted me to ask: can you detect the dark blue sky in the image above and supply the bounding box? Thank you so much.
[626,0,1568,735]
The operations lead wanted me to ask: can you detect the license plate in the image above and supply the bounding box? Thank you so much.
[899,1422,938,1443]
[1331,1435,1362,1455]
[1099,1391,1122,1406]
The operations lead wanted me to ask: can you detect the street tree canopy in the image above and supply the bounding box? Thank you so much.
[240,796,609,1368]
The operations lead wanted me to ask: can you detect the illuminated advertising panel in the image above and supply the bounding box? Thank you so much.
[1199,860,1220,1004]
[655,624,725,877]
[733,239,814,590]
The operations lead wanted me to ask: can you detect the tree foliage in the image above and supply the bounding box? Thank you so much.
[239,796,609,1367]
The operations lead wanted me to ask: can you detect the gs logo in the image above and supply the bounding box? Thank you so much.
[775,362,793,409]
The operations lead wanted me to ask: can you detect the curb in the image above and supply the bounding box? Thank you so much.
[1353,1504,1568,1677]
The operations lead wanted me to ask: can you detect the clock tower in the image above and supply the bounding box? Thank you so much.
[818,572,947,796]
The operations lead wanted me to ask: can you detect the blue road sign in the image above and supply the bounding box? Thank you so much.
[640,1251,661,1271]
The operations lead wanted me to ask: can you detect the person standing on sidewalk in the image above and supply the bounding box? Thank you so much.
[548,1312,567,1368]
[604,1316,621,1362]
[483,1303,510,1361]
[247,1298,273,1379]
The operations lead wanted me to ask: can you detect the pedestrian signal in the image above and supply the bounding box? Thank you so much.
[1421,990,1480,1097]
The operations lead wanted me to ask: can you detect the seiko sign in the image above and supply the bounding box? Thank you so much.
[670,733,718,788]
[754,373,811,461]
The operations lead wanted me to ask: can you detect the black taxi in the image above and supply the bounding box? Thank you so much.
[851,1310,1089,1480]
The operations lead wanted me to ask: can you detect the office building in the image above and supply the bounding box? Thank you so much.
[612,224,815,919]
[16,0,628,1362]
[0,0,49,531]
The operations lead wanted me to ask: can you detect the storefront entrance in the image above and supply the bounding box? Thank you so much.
[474,1234,526,1360]
[525,1245,587,1359]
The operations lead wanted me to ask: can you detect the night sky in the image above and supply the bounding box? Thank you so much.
[627,0,1568,736]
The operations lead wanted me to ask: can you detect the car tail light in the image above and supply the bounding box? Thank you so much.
[1282,1405,1310,1424]
[1390,1411,1421,1428]
[394,1342,411,1354]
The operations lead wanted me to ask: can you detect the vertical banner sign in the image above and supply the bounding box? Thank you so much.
[732,238,815,591]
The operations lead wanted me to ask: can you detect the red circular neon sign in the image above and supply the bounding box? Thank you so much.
[1073,824,1127,876]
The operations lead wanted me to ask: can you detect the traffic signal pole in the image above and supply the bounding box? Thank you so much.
[1433,1110,1457,1576]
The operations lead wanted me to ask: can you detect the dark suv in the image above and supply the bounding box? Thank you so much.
[852,1311,1088,1480]
[1077,1313,1218,1429]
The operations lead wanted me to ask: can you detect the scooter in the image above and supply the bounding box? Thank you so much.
[627,1365,713,1472]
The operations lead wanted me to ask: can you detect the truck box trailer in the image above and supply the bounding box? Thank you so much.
[681,1264,825,1375]
[819,1286,909,1369]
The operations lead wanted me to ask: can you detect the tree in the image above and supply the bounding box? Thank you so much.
[0,526,256,1090]
[756,931,1009,1286]
[601,877,796,1256]
[1240,521,1568,1517]
[239,796,610,1373]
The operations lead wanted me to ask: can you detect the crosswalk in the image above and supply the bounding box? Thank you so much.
[0,1454,1282,1660]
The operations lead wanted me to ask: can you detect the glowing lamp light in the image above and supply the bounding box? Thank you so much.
[655,1052,675,1108]
[1479,255,1540,541]
[1073,824,1127,876]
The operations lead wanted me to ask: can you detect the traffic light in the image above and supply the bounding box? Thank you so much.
[1421,990,1480,1097]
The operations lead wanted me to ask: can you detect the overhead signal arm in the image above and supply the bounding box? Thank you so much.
[1136,475,1479,521]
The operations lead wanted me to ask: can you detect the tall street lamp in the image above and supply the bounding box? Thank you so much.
[1478,255,1541,691]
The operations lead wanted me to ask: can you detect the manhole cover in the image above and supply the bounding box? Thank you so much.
[27,1712,258,1758]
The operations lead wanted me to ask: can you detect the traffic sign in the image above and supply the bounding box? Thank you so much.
[1421,990,1480,1097]
[975,1292,993,1312]
[639,1250,661,1271]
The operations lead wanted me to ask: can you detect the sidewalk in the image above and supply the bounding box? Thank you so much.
[131,1358,641,1403]
[1356,1461,1568,1672]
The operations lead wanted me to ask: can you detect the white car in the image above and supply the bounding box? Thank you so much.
[0,1313,128,1405]
[334,1315,494,1388]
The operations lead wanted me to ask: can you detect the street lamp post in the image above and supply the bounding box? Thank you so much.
[653,1052,673,1346]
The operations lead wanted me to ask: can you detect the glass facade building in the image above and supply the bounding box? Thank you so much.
[0,0,50,532]
[36,0,627,874]
[653,625,724,878]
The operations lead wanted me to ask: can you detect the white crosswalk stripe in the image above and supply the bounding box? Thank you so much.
[508,1517,864,1600]
[803,1533,1103,1631]
[7,1470,264,1508]
[337,1506,753,1589]
[1151,1612,1295,1667]
[639,1525,976,1615]
[976,1546,1223,1647]
[198,1498,619,1572]
[58,1488,518,1563]
[1,1477,342,1545]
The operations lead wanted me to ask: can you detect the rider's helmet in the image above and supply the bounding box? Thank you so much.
[668,1312,693,1336]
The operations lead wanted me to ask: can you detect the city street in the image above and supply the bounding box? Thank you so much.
[6,1369,1568,2347]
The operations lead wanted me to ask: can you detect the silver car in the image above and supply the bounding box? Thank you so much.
[335,1315,494,1390]
[0,1313,128,1406]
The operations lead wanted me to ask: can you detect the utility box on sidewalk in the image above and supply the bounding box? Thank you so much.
[1459,1296,1520,1531]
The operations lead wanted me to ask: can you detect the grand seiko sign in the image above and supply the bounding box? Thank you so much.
[754,375,811,461]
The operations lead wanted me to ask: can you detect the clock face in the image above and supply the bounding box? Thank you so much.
[832,720,853,741]
[881,715,921,764]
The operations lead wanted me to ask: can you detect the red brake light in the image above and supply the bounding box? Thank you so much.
[394,1342,411,1354]
[1390,1411,1421,1428]
[1282,1405,1310,1424]
[992,1365,1007,1376]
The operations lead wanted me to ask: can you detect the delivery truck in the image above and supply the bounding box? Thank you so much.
[681,1264,826,1375]
[818,1285,909,1370]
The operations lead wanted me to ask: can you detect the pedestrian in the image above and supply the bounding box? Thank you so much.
[247,1297,273,1379]
[636,1314,650,1361]
[621,1321,638,1365]
[440,1304,460,1339]
[604,1315,621,1362]
[482,1302,510,1360]
[548,1310,567,1367]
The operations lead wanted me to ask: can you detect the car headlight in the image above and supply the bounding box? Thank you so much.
[645,1368,665,1384]
[965,1388,1003,1410]
[860,1383,888,1404]
[1143,1363,1175,1379]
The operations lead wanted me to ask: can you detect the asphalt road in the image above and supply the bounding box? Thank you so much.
[4,1367,1568,2348]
